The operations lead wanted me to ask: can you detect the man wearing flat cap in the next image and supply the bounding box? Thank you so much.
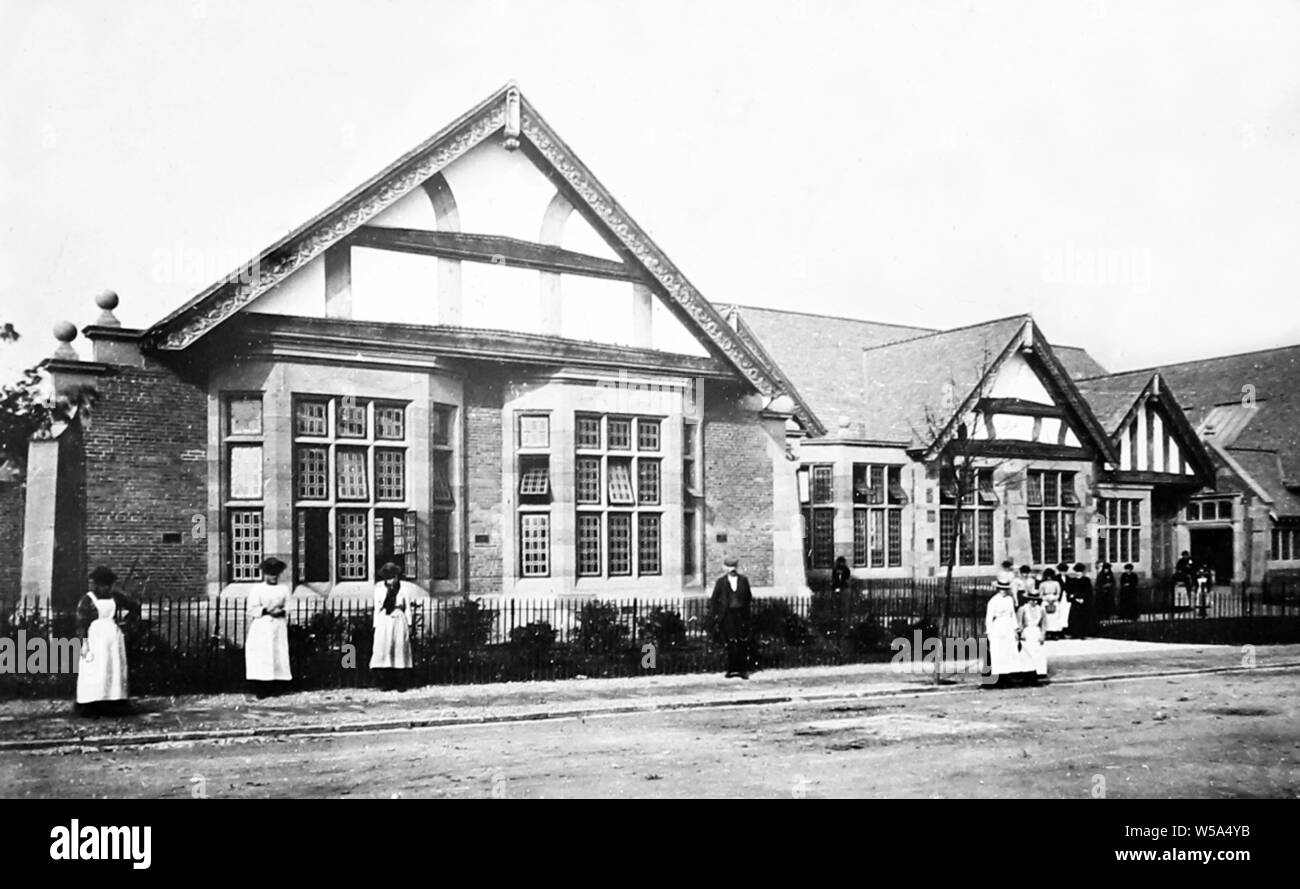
[710,556,753,678]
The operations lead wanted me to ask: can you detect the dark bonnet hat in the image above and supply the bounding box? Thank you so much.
[260,557,287,576]
[378,562,403,581]
[90,565,117,586]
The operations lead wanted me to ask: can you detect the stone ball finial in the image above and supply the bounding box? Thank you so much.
[93,288,122,327]
[52,321,79,360]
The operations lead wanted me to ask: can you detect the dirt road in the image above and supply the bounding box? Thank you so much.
[3,666,1297,798]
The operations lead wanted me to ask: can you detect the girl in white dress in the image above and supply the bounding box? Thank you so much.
[1039,568,1069,639]
[983,583,1020,686]
[370,562,413,688]
[75,566,133,716]
[1017,590,1049,681]
[246,557,292,696]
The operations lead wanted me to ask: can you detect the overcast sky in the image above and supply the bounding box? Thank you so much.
[2,0,1298,383]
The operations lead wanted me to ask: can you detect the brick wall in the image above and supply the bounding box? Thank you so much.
[81,358,209,598]
[464,375,504,594]
[703,384,774,586]
[0,480,24,596]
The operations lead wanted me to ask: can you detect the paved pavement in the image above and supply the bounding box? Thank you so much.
[2,639,1296,751]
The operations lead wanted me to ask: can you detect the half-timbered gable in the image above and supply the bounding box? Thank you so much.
[724,308,1127,581]
[19,85,809,604]
[1084,345,1300,590]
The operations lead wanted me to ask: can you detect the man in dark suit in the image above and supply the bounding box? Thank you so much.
[711,556,753,679]
[1175,551,1196,607]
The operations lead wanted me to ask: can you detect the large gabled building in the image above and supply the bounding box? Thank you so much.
[722,305,1218,585]
[6,86,1297,606]
[11,85,813,606]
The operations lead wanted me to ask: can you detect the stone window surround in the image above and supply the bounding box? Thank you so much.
[499,371,695,598]
[207,360,461,599]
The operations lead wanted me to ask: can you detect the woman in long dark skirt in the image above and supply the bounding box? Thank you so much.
[1119,563,1140,620]
[1067,563,1096,638]
[1095,562,1116,621]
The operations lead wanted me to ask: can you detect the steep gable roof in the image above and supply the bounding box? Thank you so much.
[852,315,1116,458]
[722,305,1109,442]
[722,309,826,436]
[722,305,937,353]
[142,84,783,398]
[716,305,934,438]
[1075,372,1217,482]
[1078,341,1300,488]
[1083,343,1300,427]
[858,315,1028,445]
[1072,377,1141,433]
[1053,345,1109,381]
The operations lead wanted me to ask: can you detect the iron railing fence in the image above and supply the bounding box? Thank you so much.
[3,575,1297,697]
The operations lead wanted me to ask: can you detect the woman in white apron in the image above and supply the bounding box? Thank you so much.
[75,566,133,716]
[1017,589,1049,682]
[983,582,1020,687]
[370,562,414,689]
[246,557,292,696]
[1039,567,1069,639]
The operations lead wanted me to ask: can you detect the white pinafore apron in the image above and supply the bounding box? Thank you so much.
[245,587,293,681]
[76,595,129,704]
[369,582,413,670]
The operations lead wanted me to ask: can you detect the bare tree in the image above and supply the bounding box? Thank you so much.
[911,348,1028,681]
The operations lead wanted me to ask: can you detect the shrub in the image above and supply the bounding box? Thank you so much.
[782,612,815,646]
[510,621,558,659]
[637,607,687,649]
[751,600,790,639]
[753,600,815,647]
[809,593,852,639]
[440,597,497,649]
[887,618,940,644]
[289,609,369,660]
[123,616,171,662]
[574,600,629,653]
[846,617,890,651]
[3,603,76,641]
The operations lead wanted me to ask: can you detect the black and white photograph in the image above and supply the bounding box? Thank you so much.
[0,0,1296,841]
